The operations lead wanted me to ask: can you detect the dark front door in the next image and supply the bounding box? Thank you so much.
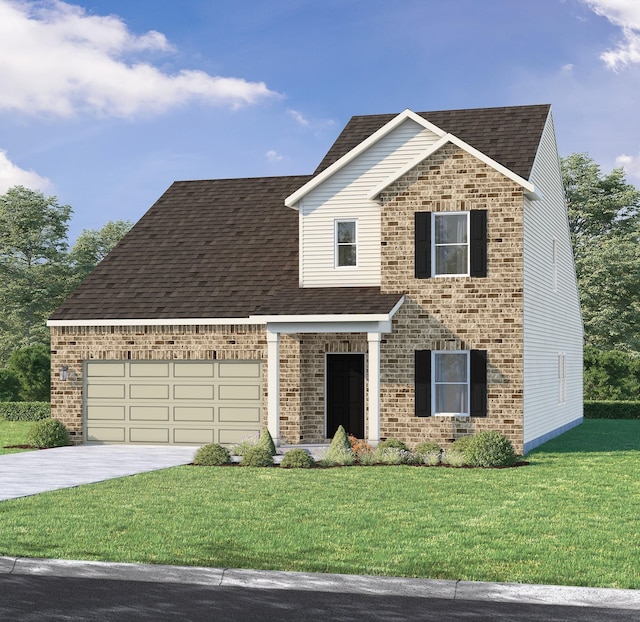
[326,354,365,439]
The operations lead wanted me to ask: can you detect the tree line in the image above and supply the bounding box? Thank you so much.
[1,153,640,402]
[0,186,131,401]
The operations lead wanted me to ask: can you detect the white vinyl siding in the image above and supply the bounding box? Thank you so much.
[300,118,442,287]
[523,112,583,451]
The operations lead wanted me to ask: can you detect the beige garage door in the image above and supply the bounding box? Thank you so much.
[84,361,262,445]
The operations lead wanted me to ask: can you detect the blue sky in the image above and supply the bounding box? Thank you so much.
[1,0,640,241]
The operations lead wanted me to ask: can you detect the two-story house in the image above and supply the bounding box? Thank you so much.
[48,104,583,454]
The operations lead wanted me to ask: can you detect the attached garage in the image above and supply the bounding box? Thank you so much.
[84,360,262,445]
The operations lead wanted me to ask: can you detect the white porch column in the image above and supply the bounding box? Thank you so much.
[367,331,381,445]
[266,328,280,446]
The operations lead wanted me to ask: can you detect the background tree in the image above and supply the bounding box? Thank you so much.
[583,346,640,401]
[6,344,51,401]
[0,186,72,363]
[0,369,21,402]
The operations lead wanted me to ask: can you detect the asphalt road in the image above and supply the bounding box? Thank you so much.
[1,575,637,622]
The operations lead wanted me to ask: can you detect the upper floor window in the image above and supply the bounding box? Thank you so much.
[415,210,487,278]
[335,220,357,267]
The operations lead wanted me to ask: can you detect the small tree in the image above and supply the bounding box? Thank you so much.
[7,344,51,401]
[0,369,21,402]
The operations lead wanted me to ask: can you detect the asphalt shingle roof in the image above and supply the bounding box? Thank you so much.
[51,104,549,321]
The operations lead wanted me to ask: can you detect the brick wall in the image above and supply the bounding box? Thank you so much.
[378,145,526,452]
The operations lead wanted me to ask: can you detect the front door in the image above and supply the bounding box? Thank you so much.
[326,354,365,439]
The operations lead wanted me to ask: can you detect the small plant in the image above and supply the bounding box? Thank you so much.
[325,425,354,463]
[319,447,355,467]
[256,427,277,456]
[442,436,474,467]
[193,443,230,466]
[414,441,442,466]
[377,438,409,452]
[357,448,377,465]
[348,435,372,458]
[466,430,517,467]
[280,448,315,469]
[26,418,70,448]
[231,434,259,456]
[374,447,411,465]
[240,446,274,467]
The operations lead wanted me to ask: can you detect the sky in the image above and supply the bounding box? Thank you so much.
[1,0,640,242]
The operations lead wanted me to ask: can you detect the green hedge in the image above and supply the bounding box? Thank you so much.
[584,401,640,419]
[0,402,51,421]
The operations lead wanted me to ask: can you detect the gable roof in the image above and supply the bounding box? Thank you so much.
[314,104,550,180]
[49,175,402,321]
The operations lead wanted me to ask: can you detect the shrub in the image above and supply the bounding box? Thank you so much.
[466,431,517,467]
[325,425,354,463]
[348,435,372,457]
[193,443,231,466]
[584,401,640,419]
[377,438,409,452]
[240,446,274,467]
[357,448,377,466]
[0,370,21,402]
[0,402,50,421]
[26,418,70,448]
[280,448,315,469]
[414,441,442,466]
[374,447,411,465]
[231,435,259,456]
[7,344,51,402]
[442,436,474,467]
[256,427,277,456]
[319,447,355,467]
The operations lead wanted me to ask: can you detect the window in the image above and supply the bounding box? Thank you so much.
[552,238,558,292]
[558,353,566,404]
[415,349,487,417]
[415,211,487,278]
[335,220,357,267]
[433,213,469,276]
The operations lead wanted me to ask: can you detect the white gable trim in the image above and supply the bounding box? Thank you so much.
[368,133,540,201]
[284,109,446,209]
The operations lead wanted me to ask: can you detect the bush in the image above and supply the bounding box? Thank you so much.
[414,441,442,466]
[231,435,259,456]
[0,402,50,421]
[466,431,517,467]
[280,448,315,469]
[377,438,409,452]
[584,347,640,401]
[7,344,51,402]
[325,425,354,463]
[374,447,411,465]
[357,449,377,466]
[26,418,70,448]
[240,446,274,467]
[193,443,231,466]
[442,436,474,467]
[348,435,372,457]
[319,447,355,466]
[0,370,21,402]
[584,401,640,419]
[256,427,277,456]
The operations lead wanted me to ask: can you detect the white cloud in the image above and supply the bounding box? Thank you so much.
[0,0,279,117]
[615,152,640,178]
[287,109,310,126]
[582,1,640,69]
[0,150,51,193]
[266,149,283,163]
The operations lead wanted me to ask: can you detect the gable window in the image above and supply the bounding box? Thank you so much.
[415,210,487,278]
[552,238,558,292]
[335,220,357,267]
[558,352,566,404]
[415,349,487,417]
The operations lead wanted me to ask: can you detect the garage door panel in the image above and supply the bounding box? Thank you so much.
[218,384,260,401]
[130,406,170,421]
[174,407,215,422]
[174,363,215,377]
[174,385,214,400]
[129,428,170,443]
[130,363,170,377]
[219,407,261,422]
[87,384,125,399]
[130,384,170,399]
[86,406,126,420]
[218,361,260,378]
[87,427,126,442]
[174,428,216,444]
[85,360,262,445]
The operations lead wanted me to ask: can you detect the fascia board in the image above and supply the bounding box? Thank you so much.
[253,312,395,323]
[47,317,265,327]
[284,109,447,209]
[266,320,393,334]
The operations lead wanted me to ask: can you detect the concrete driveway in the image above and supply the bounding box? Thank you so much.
[0,445,198,501]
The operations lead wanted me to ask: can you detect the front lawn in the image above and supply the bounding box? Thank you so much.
[0,421,34,455]
[0,420,639,588]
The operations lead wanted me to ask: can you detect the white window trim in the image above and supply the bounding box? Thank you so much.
[432,211,470,277]
[334,219,358,269]
[432,350,470,416]
[558,352,567,404]
[552,238,558,293]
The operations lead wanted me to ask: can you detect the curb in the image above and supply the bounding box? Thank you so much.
[1,557,639,610]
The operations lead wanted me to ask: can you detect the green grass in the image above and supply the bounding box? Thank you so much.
[0,420,639,588]
[0,420,34,455]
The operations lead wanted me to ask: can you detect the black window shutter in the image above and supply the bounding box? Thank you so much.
[415,350,431,417]
[469,210,487,277]
[470,350,487,417]
[415,212,431,278]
